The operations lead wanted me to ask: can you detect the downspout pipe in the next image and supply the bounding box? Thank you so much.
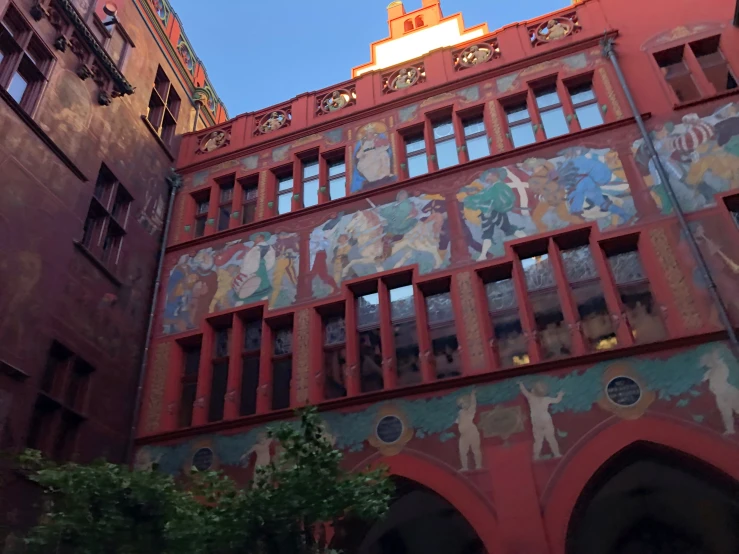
[601,37,739,352]
[125,170,182,463]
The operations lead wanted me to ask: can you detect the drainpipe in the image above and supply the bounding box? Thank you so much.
[601,36,739,351]
[125,169,182,463]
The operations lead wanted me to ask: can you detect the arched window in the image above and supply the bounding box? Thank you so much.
[403,19,414,32]
[415,15,425,27]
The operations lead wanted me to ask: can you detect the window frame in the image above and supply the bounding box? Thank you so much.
[216,175,235,232]
[147,66,180,145]
[239,174,259,225]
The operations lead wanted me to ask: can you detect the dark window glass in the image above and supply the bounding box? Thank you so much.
[179,345,201,428]
[357,292,383,393]
[655,46,701,103]
[485,278,528,366]
[390,286,420,387]
[426,292,460,379]
[324,316,346,399]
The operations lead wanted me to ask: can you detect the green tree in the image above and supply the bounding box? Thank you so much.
[16,408,392,554]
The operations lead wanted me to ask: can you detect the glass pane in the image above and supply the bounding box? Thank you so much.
[569,84,596,105]
[389,285,415,321]
[426,292,454,324]
[108,29,126,66]
[521,254,556,291]
[244,186,258,201]
[535,87,561,109]
[196,200,209,214]
[329,175,346,200]
[575,103,603,129]
[218,207,230,231]
[463,117,485,137]
[303,179,319,208]
[8,72,28,103]
[213,328,230,358]
[243,321,262,351]
[240,355,259,416]
[324,316,346,346]
[619,282,667,344]
[324,347,346,399]
[208,361,228,422]
[359,328,383,392]
[277,193,292,214]
[278,176,293,192]
[509,123,536,148]
[485,279,517,312]
[506,103,530,124]
[432,119,454,140]
[219,185,234,204]
[405,136,426,154]
[272,357,292,410]
[431,326,460,379]
[194,217,206,237]
[540,107,569,139]
[407,152,428,178]
[561,246,598,284]
[703,63,737,93]
[328,160,346,177]
[357,293,380,327]
[302,159,319,179]
[242,202,257,224]
[466,135,489,161]
[179,383,196,427]
[572,283,617,351]
[491,310,528,367]
[394,321,420,386]
[273,328,293,355]
[607,251,646,284]
[435,139,458,169]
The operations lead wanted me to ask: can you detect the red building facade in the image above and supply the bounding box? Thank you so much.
[137,0,739,552]
[0,0,227,540]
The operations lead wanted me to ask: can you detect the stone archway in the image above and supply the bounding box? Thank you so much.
[565,441,739,554]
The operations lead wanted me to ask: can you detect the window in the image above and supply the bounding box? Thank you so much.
[323,315,347,399]
[93,14,132,70]
[276,173,294,215]
[193,194,209,238]
[302,158,320,208]
[240,176,259,225]
[146,66,180,145]
[240,320,261,416]
[520,253,571,359]
[81,165,131,267]
[463,115,489,161]
[390,285,420,387]
[357,292,383,393]
[654,46,701,103]
[327,157,346,201]
[505,101,536,147]
[691,36,737,93]
[0,4,52,112]
[217,176,234,232]
[568,82,602,129]
[606,249,667,344]
[485,277,528,367]
[432,118,458,169]
[404,133,428,178]
[272,327,293,410]
[561,245,618,351]
[41,341,72,397]
[179,344,201,428]
[426,291,460,379]
[208,327,230,422]
[535,86,569,139]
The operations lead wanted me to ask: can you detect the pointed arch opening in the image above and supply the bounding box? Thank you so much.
[566,441,739,554]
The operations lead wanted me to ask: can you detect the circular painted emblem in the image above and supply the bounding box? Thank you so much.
[192,447,214,471]
[606,376,642,407]
[376,415,404,444]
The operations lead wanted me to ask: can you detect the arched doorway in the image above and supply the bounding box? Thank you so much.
[332,477,486,554]
[566,442,739,554]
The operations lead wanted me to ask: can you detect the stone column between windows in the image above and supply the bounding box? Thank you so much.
[414,287,435,383]
[291,309,312,408]
[224,315,244,420]
[512,256,542,364]
[548,240,588,357]
[452,111,469,164]
[526,89,546,144]
[682,44,717,97]
[192,325,215,426]
[344,290,361,396]
[159,342,183,432]
[589,234,634,348]
[378,281,397,389]
[453,272,493,375]
[256,321,273,414]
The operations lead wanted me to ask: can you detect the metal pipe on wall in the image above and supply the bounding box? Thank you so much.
[601,37,739,351]
[125,170,182,463]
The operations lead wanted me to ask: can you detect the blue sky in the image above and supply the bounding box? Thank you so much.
[170,0,567,117]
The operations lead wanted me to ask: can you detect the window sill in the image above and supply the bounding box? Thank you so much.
[0,360,30,381]
[140,115,175,161]
[673,88,739,110]
[72,240,122,287]
[0,87,87,181]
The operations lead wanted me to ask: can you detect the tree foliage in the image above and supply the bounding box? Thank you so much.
[17,408,392,554]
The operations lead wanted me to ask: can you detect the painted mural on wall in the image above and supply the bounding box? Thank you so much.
[633,102,739,214]
[161,232,299,334]
[137,342,739,477]
[458,147,636,260]
[308,190,450,298]
[349,122,398,193]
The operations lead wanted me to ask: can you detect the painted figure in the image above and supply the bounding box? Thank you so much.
[522,158,582,232]
[351,122,396,192]
[702,350,739,435]
[240,433,273,471]
[519,381,564,460]
[456,390,483,471]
